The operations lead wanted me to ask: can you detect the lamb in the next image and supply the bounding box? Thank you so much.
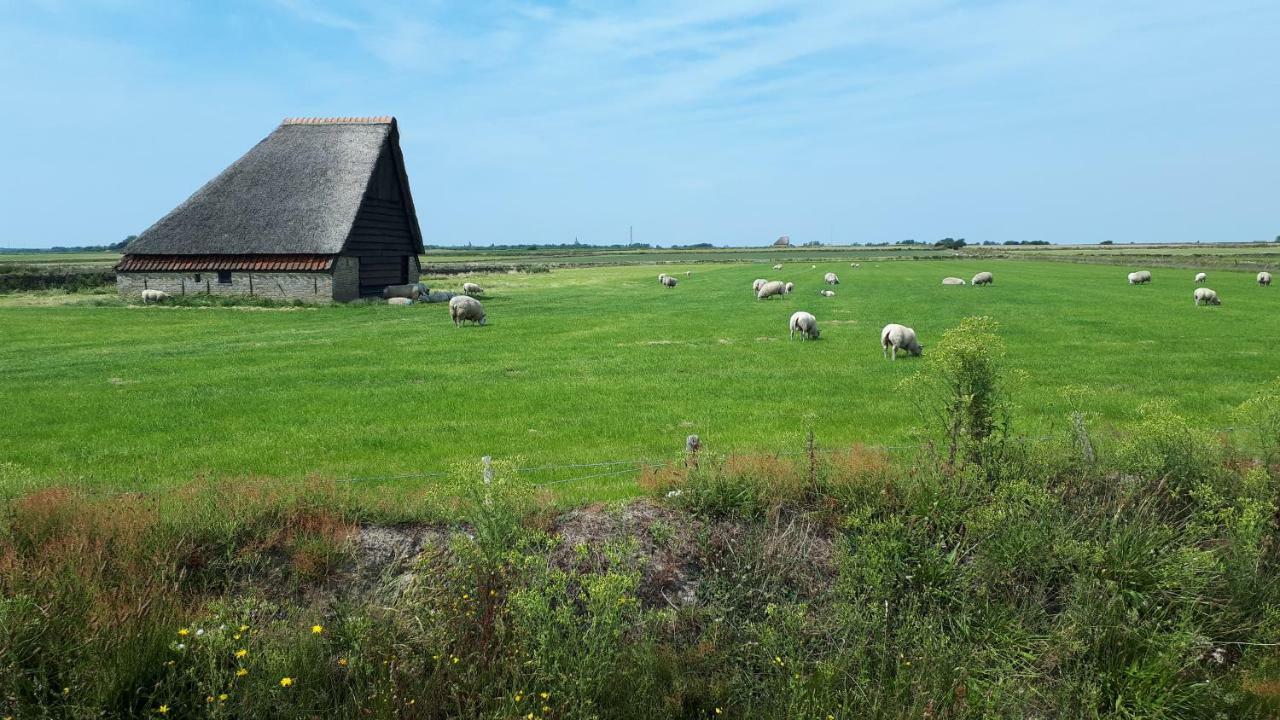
[972,271,993,285]
[819,290,835,297]
[661,275,678,288]
[824,272,839,285]
[881,323,922,360]
[942,277,966,285]
[784,282,795,294]
[462,282,484,296]
[789,311,820,340]
[383,283,421,300]
[1127,270,1152,285]
[141,289,169,303]
[772,264,783,270]
[1259,272,1272,287]
[752,278,768,292]
[756,280,786,299]
[1193,288,1220,306]
[1194,272,1207,284]
[387,297,414,306]
[448,295,487,326]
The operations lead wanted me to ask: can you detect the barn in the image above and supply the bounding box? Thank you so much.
[116,116,424,302]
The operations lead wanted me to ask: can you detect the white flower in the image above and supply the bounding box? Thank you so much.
[666,489,683,498]
[195,629,205,637]
[176,643,186,651]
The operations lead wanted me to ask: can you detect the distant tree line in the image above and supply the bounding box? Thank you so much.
[0,236,135,253]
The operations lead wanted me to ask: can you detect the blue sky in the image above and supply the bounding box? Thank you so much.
[1,0,1276,248]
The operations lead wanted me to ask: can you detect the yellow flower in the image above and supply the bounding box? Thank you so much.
[236,668,248,677]
[206,696,214,703]
[451,656,460,664]
[311,624,324,634]
[239,625,248,632]
[542,706,551,713]
[514,693,523,702]
[337,658,348,667]
[177,628,190,637]
[716,709,723,715]
[62,687,70,695]
[157,706,169,715]
[235,649,248,659]
[540,692,549,700]
[526,714,534,720]
[233,634,241,640]
[218,694,228,702]
[280,677,293,688]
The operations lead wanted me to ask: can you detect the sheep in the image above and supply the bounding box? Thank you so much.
[423,291,455,303]
[972,271,993,285]
[849,262,861,268]
[657,273,669,281]
[789,311,820,340]
[462,282,484,296]
[413,281,430,296]
[448,295,487,326]
[756,280,786,299]
[1194,272,1207,284]
[1127,270,1152,285]
[752,278,768,293]
[383,283,421,300]
[684,271,691,277]
[1193,287,1220,306]
[772,264,783,270]
[1259,272,1272,287]
[942,277,966,285]
[387,297,414,306]
[661,275,678,288]
[819,290,835,297]
[784,281,795,294]
[141,289,169,303]
[881,323,922,360]
[824,272,839,285]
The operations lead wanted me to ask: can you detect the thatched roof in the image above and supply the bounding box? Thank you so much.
[125,117,423,256]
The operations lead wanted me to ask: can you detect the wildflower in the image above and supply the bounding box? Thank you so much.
[218,694,228,702]
[515,693,523,702]
[540,692,549,700]
[337,658,348,667]
[451,656,460,664]
[773,656,784,666]
[195,629,205,637]
[526,714,534,720]
[157,705,169,715]
[165,660,176,667]
[280,677,294,687]
[235,649,248,659]
[236,669,248,677]
[311,624,324,634]
[716,709,723,715]
[233,634,241,640]
[176,643,186,651]
[239,625,248,632]
[542,706,551,713]
[63,687,70,695]
[206,696,214,703]
[177,628,190,637]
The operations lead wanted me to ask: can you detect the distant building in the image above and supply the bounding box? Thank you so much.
[116,116,424,302]
[773,235,791,247]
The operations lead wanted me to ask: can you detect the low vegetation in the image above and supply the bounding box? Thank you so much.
[2,323,1278,718]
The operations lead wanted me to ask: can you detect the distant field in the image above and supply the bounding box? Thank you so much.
[2,259,1277,497]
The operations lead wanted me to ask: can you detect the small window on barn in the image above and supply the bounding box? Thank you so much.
[217,271,232,284]
[193,273,202,282]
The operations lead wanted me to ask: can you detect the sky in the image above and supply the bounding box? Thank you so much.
[1,0,1276,248]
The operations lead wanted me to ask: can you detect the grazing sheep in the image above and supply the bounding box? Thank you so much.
[657,273,669,281]
[772,264,783,270]
[849,262,861,268]
[448,295,487,326]
[1259,272,1272,287]
[1194,272,1207,284]
[423,291,455,303]
[757,280,786,299]
[141,289,169,303]
[661,275,678,288]
[789,311,820,340]
[383,283,421,300]
[824,272,839,285]
[1128,270,1152,285]
[784,282,795,294]
[819,290,835,297]
[942,277,966,285]
[881,323,922,360]
[387,297,414,306]
[972,271,993,285]
[684,271,691,277]
[1193,288,1220,306]
[752,278,768,293]
[811,264,817,269]
[462,282,484,296]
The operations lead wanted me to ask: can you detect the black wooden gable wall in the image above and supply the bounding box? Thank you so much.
[347,138,417,296]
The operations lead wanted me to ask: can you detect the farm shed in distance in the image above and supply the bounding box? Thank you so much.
[117,116,424,302]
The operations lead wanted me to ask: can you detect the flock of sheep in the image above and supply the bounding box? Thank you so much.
[1126,269,1273,306]
[383,281,488,326]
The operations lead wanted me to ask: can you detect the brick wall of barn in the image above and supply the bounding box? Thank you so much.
[116,271,337,302]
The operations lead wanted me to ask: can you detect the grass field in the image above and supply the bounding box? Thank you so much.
[2,258,1277,495]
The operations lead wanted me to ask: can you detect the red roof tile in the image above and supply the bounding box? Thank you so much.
[116,254,335,273]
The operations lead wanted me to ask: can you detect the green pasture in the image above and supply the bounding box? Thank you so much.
[1,259,1277,495]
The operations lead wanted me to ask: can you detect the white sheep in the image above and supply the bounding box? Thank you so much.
[881,323,922,360]
[448,295,487,326]
[661,275,678,288]
[684,271,691,277]
[383,283,421,300]
[752,278,768,293]
[972,271,993,285]
[784,281,795,294]
[942,277,966,285]
[756,280,786,299]
[1193,287,1220,306]
[387,297,414,306]
[789,311,820,340]
[657,273,669,281]
[819,290,835,297]
[462,282,484,296]
[1259,272,1272,287]
[1127,270,1152,285]
[849,262,860,268]
[141,289,169,303]
[423,290,455,303]
[772,264,783,270]
[1194,272,1207,284]
[824,272,839,285]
